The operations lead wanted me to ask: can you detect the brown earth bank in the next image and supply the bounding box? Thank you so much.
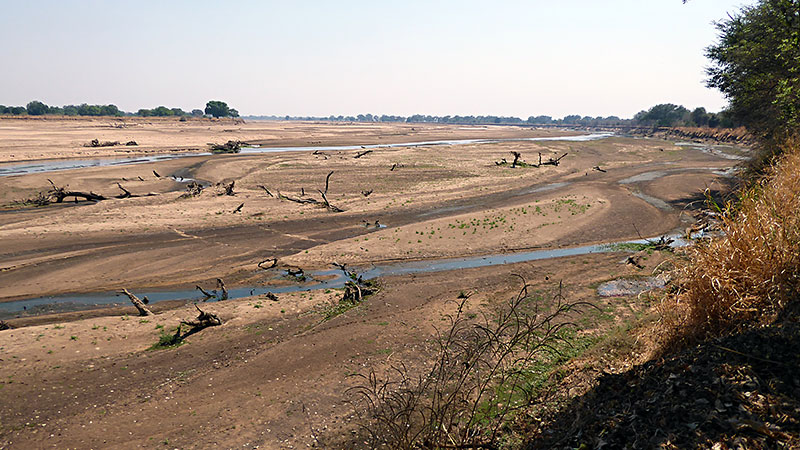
[0,119,748,448]
[625,125,752,145]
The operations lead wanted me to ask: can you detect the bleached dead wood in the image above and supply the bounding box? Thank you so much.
[120,289,153,316]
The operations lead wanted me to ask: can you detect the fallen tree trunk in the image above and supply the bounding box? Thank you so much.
[120,289,153,316]
[278,191,319,204]
[47,180,107,203]
[256,185,274,197]
[196,285,215,298]
[87,139,120,147]
[181,304,222,328]
[116,183,132,198]
[277,171,343,212]
[537,152,568,166]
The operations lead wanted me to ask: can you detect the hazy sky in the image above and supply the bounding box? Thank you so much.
[0,1,749,119]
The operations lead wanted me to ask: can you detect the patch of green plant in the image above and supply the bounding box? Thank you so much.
[604,242,651,252]
[474,329,598,429]
[148,327,185,350]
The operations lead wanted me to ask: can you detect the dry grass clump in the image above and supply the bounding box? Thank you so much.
[660,140,800,349]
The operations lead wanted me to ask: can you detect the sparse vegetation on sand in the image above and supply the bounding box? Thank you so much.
[348,281,592,449]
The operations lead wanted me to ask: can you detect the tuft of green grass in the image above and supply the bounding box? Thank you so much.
[148,327,184,350]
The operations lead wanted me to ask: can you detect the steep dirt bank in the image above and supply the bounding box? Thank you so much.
[626,126,752,145]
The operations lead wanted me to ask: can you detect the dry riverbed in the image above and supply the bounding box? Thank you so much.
[0,118,744,448]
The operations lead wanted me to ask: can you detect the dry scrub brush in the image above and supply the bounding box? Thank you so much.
[347,279,590,449]
[660,140,800,349]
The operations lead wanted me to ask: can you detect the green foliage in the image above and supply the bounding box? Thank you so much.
[706,0,800,144]
[7,106,26,115]
[634,103,691,127]
[26,100,48,115]
[100,104,121,116]
[204,100,238,118]
[152,106,173,116]
[149,327,184,350]
[136,106,187,117]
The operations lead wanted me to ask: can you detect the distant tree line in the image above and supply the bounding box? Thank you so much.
[1,99,738,129]
[0,100,238,118]
[244,104,739,129]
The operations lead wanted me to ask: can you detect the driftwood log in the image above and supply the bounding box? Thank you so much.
[537,152,568,167]
[195,278,228,300]
[181,304,222,328]
[256,185,274,197]
[180,181,204,198]
[276,171,343,212]
[36,179,155,205]
[87,139,120,148]
[209,140,245,154]
[196,285,215,298]
[331,262,376,304]
[216,278,228,300]
[47,180,106,203]
[216,181,235,196]
[287,267,305,278]
[116,183,132,198]
[258,257,278,270]
[120,289,153,316]
[278,191,318,204]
